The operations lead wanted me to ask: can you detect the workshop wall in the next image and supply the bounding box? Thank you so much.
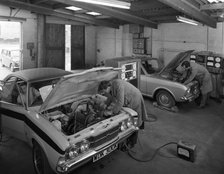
[0,5,37,69]
[96,25,132,64]
[96,23,223,67]
[151,22,224,65]
[85,26,97,68]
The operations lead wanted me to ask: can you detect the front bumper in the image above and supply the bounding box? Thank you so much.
[56,128,137,174]
[180,92,200,102]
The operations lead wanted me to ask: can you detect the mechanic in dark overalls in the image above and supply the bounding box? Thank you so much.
[181,61,213,108]
[98,79,147,129]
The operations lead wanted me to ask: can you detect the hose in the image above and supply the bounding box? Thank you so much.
[126,137,177,162]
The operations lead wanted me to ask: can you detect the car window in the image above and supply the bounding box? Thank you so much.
[141,68,146,75]
[141,60,156,74]
[11,50,20,57]
[17,80,28,107]
[0,77,19,104]
[28,78,59,107]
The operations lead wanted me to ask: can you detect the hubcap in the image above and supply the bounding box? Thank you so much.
[159,94,170,106]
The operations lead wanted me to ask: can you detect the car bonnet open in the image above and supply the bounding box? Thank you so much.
[39,67,119,113]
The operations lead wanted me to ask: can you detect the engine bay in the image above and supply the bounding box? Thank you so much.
[45,94,114,135]
[161,70,185,83]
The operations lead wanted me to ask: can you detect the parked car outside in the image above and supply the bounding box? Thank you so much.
[140,50,200,108]
[0,67,138,174]
[1,49,21,72]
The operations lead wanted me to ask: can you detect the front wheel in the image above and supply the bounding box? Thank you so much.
[32,142,54,174]
[156,90,175,108]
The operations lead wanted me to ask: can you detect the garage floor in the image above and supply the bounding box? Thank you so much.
[0,97,224,174]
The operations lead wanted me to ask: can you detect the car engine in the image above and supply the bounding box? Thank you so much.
[46,94,114,135]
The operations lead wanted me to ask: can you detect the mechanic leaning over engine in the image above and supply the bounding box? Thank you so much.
[181,61,213,108]
[98,79,147,130]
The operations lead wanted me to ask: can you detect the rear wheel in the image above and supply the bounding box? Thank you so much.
[156,90,175,108]
[32,142,54,174]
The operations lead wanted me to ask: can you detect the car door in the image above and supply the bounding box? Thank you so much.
[0,77,27,141]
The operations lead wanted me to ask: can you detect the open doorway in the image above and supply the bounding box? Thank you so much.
[65,25,71,71]
[0,21,21,79]
[65,24,85,71]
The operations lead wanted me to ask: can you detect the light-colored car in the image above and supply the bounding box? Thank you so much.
[1,49,21,72]
[140,50,200,108]
[0,67,138,174]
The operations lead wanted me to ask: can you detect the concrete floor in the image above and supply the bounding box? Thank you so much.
[0,97,224,174]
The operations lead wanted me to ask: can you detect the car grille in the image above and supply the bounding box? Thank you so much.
[88,125,120,148]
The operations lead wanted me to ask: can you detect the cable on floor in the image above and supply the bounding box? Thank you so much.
[125,136,177,162]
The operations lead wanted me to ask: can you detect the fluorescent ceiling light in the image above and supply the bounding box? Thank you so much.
[66,6,82,11]
[71,0,130,9]
[176,16,198,26]
[86,12,101,16]
[208,0,224,3]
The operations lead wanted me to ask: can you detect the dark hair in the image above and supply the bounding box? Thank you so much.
[98,81,110,92]
[181,61,190,68]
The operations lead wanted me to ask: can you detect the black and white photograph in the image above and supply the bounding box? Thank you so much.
[0,0,224,174]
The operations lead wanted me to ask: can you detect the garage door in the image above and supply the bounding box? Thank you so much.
[45,23,65,69]
[71,25,85,70]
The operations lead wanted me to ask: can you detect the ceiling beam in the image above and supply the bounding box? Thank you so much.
[131,0,167,11]
[185,0,200,9]
[51,0,158,28]
[200,2,224,10]
[157,0,217,28]
[0,0,119,28]
[0,15,26,21]
[30,0,49,4]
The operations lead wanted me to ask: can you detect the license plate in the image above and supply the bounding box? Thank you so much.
[93,144,118,162]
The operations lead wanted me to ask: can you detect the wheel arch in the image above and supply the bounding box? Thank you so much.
[153,87,176,101]
[32,138,55,173]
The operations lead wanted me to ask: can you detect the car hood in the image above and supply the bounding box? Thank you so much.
[159,50,194,74]
[39,67,119,113]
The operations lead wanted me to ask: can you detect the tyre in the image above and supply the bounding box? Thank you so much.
[156,90,175,108]
[32,142,54,174]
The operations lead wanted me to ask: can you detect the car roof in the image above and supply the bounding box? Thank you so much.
[8,67,72,82]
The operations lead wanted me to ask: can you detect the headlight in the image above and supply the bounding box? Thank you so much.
[126,118,133,128]
[120,121,127,131]
[133,117,138,127]
[65,144,79,160]
[186,88,191,94]
[120,117,136,131]
[65,139,90,160]
[80,139,90,153]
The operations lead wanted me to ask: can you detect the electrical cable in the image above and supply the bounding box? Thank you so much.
[126,136,177,162]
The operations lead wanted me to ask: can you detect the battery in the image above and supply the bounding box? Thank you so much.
[177,140,196,162]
